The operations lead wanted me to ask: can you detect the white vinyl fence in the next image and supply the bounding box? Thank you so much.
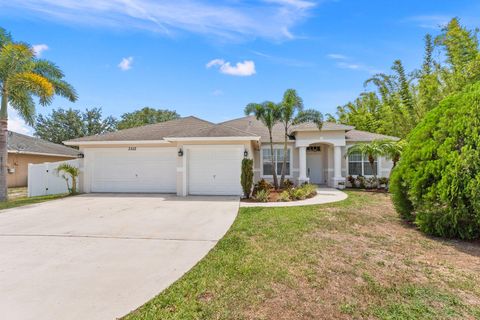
[28,159,80,197]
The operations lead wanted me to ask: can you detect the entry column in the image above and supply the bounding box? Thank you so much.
[332,145,345,189]
[298,146,309,184]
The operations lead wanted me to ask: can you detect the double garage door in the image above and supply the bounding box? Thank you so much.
[89,146,242,195]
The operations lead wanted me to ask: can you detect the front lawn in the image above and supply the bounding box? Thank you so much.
[124,191,480,320]
[0,193,68,210]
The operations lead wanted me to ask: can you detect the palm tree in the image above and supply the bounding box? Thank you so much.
[0,28,77,201]
[381,140,405,169]
[56,163,80,194]
[345,140,386,189]
[245,101,281,189]
[278,89,323,187]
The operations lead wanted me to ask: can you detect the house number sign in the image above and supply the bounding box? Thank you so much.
[128,147,137,151]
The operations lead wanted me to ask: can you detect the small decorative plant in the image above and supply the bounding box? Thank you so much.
[253,179,272,196]
[278,190,292,202]
[56,163,79,194]
[347,175,355,188]
[282,179,295,189]
[253,189,270,202]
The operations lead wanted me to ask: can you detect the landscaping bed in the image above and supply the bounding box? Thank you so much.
[241,179,317,203]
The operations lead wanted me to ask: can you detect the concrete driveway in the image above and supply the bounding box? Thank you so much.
[0,194,239,320]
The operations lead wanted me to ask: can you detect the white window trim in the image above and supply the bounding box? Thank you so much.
[260,145,293,178]
[346,149,381,177]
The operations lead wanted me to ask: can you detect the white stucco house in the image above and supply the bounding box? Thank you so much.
[65,116,399,196]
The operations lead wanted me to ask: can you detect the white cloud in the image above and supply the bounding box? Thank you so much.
[32,44,49,56]
[5,0,318,41]
[206,59,256,76]
[7,106,33,136]
[407,15,450,29]
[327,53,379,74]
[118,56,133,71]
[327,53,348,60]
[212,89,223,96]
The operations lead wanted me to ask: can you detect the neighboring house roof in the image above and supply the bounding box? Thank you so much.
[65,116,259,143]
[346,129,400,142]
[7,131,79,157]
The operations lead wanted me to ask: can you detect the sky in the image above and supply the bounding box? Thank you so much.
[1,0,479,135]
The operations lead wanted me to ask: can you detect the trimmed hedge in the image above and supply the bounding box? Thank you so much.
[390,82,480,239]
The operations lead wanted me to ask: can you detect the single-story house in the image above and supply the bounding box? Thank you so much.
[8,131,80,187]
[64,116,399,196]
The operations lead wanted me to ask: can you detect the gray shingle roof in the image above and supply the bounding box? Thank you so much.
[66,116,259,143]
[65,114,399,144]
[345,130,400,141]
[220,116,354,142]
[8,131,79,157]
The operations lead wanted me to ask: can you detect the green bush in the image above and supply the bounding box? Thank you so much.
[291,188,307,200]
[278,190,292,202]
[241,158,254,198]
[253,189,270,202]
[289,184,317,200]
[390,82,480,239]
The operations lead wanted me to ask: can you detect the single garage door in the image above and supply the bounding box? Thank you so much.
[188,146,243,195]
[90,148,177,193]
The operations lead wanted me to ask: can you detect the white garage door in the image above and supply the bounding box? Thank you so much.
[188,146,243,195]
[90,148,177,193]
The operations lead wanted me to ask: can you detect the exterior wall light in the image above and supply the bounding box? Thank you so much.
[77,153,85,158]
[244,150,248,158]
[178,148,184,157]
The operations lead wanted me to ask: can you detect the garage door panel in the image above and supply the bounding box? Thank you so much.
[188,147,242,196]
[91,148,176,193]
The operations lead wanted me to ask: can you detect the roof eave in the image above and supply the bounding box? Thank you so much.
[165,136,260,142]
[63,140,172,146]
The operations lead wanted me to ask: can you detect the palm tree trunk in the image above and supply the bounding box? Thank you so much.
[0,87,8,201]
[269,131,278,190]
[370,160,379,189]
[280,129,288,188]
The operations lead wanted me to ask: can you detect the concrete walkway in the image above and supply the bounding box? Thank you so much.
[0,194,239,320]
[240,187,348,207]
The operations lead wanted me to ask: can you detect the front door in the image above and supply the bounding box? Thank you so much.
[307,148,323,184]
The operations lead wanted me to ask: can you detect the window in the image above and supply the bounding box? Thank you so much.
[348,151,377,176]
[262,147,291,176]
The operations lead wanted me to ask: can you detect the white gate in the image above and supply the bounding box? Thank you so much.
[28,159,80,197]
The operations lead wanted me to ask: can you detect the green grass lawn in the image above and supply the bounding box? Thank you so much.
[0,192,68,210]
[124,191,480,320]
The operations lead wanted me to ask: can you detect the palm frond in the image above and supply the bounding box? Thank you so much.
[8,89,36,125]
[48,78,78,102]
[9,72,54,106]
[293,109,323,129]
[0,27,12,48]
[33,59,64,79]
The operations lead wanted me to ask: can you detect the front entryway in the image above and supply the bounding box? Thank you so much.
[306,147,324,184]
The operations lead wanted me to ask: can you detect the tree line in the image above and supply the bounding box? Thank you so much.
[34,107,180,144]
[332,18,480,138]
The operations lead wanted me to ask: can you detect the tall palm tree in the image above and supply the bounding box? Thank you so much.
[0,28,77,201]
[278,89,323,187]
[245,101,281,189]
[345,140,386,189]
